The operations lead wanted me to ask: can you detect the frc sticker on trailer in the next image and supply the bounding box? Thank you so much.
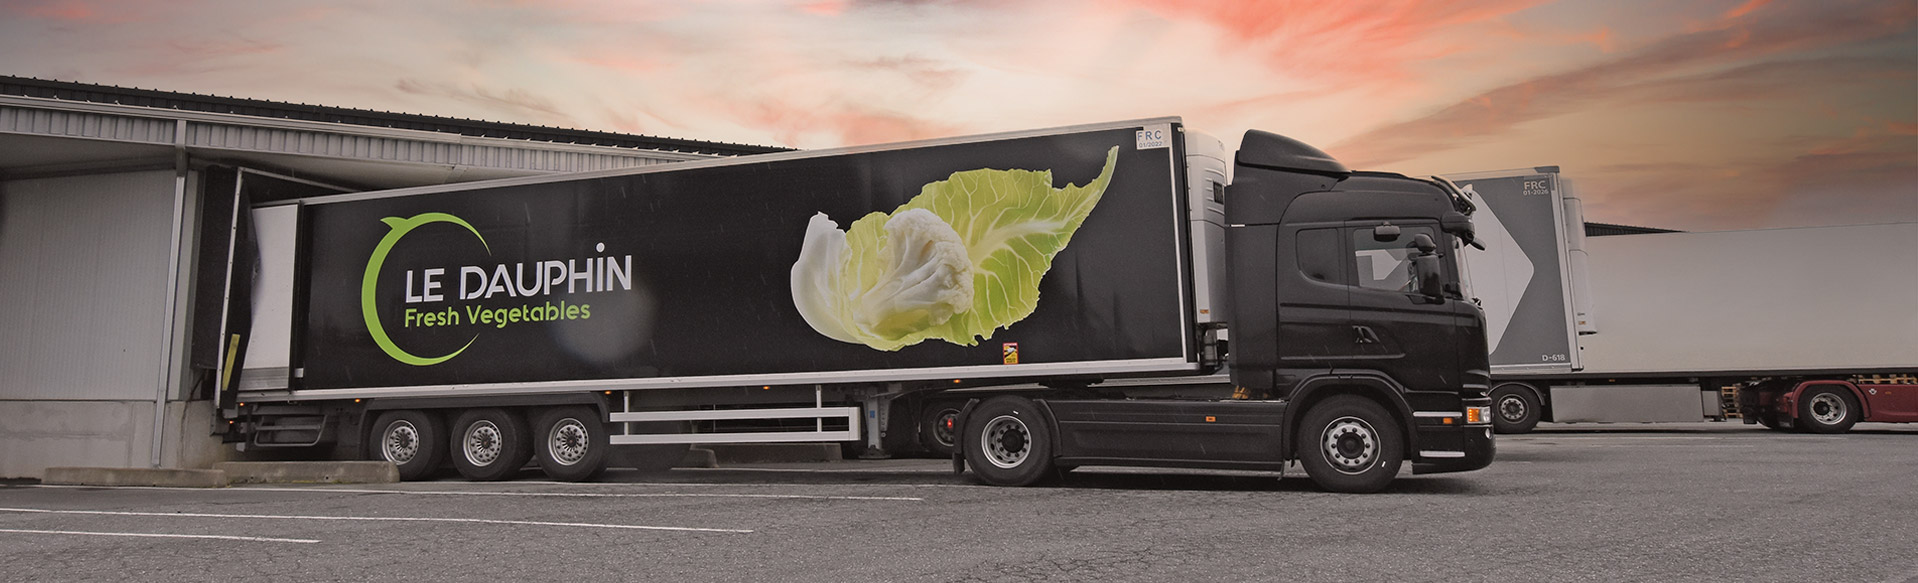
[1136,124,1170,150]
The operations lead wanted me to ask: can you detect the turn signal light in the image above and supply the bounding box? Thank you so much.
[1466,406,1489,424]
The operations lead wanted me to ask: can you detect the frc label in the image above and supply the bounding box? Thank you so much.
[1136,124,1170,150]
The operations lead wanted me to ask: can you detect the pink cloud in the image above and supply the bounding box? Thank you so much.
[394,79,578,127]
[14,0,97,20]
[1724,0,1771,20]
[570,55,664,73]
[1329,1,1917,168]
[1584,121,1917,230]
[802,1,849,15]
[1124,0,1545,86]
[724,99,965,147]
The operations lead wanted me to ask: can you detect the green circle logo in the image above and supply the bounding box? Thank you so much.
[362,213,488,366]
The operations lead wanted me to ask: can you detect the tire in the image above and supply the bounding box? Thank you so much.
[920,404,962,456]
[1797,386,1860,434]
[1489,384,1541,434]
[531,406,609,482]
[368,410,445,481]
[1296,395,1404,494]
[962,396,1057,486]
[449,408,533,481]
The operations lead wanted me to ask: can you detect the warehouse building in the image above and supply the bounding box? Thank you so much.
[0,76,784,478]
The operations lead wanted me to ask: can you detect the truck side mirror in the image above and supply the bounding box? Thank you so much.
[1414,255,1444,298]
[1411,233,1437,254]
[1372,224,1401,242]
[1441,211,1484,250]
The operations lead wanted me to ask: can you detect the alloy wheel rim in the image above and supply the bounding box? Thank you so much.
[548,419,589,466]
[463,420,503,467]
[1321,416,1379,474]
[981,415,1031,469]
[1809,393,1847,425]
[382,421,420,464]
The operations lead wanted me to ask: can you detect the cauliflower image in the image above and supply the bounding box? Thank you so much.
[791,146,1119,351]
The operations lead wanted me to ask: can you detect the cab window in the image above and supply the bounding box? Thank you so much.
[1352,226,1436,293]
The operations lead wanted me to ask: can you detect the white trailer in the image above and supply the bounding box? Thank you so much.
[1451,167,1918,433]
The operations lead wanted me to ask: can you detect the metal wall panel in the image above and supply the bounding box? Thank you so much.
[0,171,177,400]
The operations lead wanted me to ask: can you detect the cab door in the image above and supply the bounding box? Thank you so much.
[1344,221,1461,391]
[1273,225,1355,375]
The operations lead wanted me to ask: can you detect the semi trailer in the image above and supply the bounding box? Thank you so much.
[219,118,1494,492]
[1449,167,1918,434]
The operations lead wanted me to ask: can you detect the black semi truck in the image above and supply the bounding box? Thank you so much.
[218,118,1493,492]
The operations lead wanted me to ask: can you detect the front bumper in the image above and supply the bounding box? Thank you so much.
[1410,395,1496,475]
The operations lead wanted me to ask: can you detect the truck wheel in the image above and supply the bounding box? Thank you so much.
[532,406,609,482]
[920,404,961,456]
[962,396,1057,486]
[368,410,445,481]
[1489,384,1542,434]
[1798,387,1860,434]
[450,408,533,481]
[1296,395,1404,493]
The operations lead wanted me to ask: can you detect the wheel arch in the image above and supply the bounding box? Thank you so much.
[1281,374,1415,461]
[1788,380,1871,421]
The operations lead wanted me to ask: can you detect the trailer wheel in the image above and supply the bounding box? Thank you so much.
[1798,387,1860,434]
[1296,395,1404,493]
[450,408,533,481]
[532,406,609,482]
[368,410,445,481]
[962,396,1057,486]
[920,404,962,456]
[1490,384,1542,434]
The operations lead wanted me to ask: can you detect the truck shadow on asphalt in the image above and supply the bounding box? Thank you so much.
[615,466,1485,495]
[1053,471,1484,495]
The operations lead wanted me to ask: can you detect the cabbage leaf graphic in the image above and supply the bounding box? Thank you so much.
[791,147,1119,351]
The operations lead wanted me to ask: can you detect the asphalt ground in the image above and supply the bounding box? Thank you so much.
[3,422,1915,582]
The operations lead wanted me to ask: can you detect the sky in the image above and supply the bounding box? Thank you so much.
[1,0,1912,231]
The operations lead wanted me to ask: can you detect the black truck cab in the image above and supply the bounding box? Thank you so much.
[1225,130,1495,486]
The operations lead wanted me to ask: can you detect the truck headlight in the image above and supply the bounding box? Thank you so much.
[1466,405,1490,425]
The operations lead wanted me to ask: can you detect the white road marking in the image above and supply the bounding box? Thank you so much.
[0,507,750,533]
[238,487,924,501]
[0,527,317,544]
[21,483,923,501]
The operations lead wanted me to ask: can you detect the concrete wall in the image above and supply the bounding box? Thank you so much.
[0,170,216,478]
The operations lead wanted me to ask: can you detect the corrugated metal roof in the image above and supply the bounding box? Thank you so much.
[0,75,790,157]
[0,95,710,183]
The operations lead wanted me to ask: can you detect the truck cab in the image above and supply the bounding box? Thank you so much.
[1223,130,1494,487]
